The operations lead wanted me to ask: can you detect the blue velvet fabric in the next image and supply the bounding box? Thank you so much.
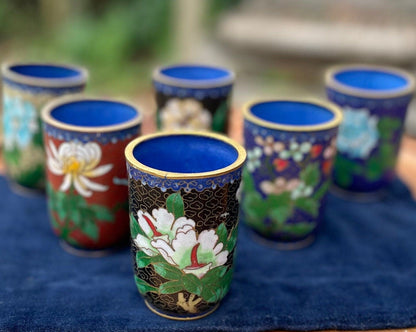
[1,174,416,331]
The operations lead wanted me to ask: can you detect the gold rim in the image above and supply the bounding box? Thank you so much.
[243,98,343,132]
[41,94,142,133]
[325,64,416,98]
[125,131,246,179]
[152,63,235,88]
[1,62,88,88]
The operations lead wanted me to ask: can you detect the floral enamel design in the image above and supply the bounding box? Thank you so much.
[333,108,402,187]
[246,147,262,172]
[242,135,333,238]
[279,141,312,162]
[47,141,113,197]
[160,98,212,131]
[134,208,228,279]
[3,94,38,150]
[260,177,300,196]
[255,135,284,156]
[337,107,379,159]
[131,193,237,310]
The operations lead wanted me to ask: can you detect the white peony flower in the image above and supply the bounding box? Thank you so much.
[133,207,229,279]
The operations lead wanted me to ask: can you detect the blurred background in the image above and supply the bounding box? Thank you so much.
[2,0,416,135]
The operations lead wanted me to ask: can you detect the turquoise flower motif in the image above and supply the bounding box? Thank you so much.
[246,147,262,172]
[3,95,38,150]
[290,181,313,200]
[337,108,379,159]
[279,141,311,162]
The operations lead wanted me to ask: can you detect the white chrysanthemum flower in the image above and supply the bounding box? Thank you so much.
[46,140,113,197]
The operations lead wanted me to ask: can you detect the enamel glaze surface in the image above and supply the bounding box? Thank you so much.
[242,99,341,245]
[152,64,234,133]
[1,63,88,190]
[126,132,245,320]
[326,65,415,193]
[43,96,141,250]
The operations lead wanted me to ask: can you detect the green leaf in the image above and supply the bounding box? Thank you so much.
[225,226,238,252]
[81,221,99,241]
[294,197,319,217]
[216,223,228,246]
[200,266,231,303]
[313,180,330,201]
[243,191,268,222]
[136,250,152,268]
[166,193,184,219]
[201,265,227,286]
[159,280,184,294]
[53,189,69,221]
[333,155,355,187]
[366,156,384,181]
[130,212,142,238]
[80,208,96,225]
[46,183,58,211]
[90,204,114,222]
[65,193,87,226]
[212,100,228,132]
[68,206,83,227]
[380,143,394,158]
[300,163,320,187]
[269,205,292,226]
[267,192,293,226]
[136,252,165,268]
[200,284,220,303]
[242,168,255,192]
[268,191,292,206]
[282,222,316,236]
[153,262,183,280]
[134,275,158,294]
[182,273,202,296]
[379,143,396,169]
[219,267,234,299]
[378,117,402,140]
[149,255,167,265]
[65,193,88,227]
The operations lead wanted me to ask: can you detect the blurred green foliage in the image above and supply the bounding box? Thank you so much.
[206,0,242,26]
[0,0,240,95]
[0,1,40,37]
[0,0,172,94]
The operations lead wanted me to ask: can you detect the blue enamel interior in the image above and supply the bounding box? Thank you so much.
[334,69,409,91]
[10,64,82,79]
[250,101,334,126]
[51,100,138,127]
[133,135,238,173]
[161,65,231,81]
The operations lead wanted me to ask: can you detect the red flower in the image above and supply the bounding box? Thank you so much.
[311,144,323,158]
[273,158,289,172]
